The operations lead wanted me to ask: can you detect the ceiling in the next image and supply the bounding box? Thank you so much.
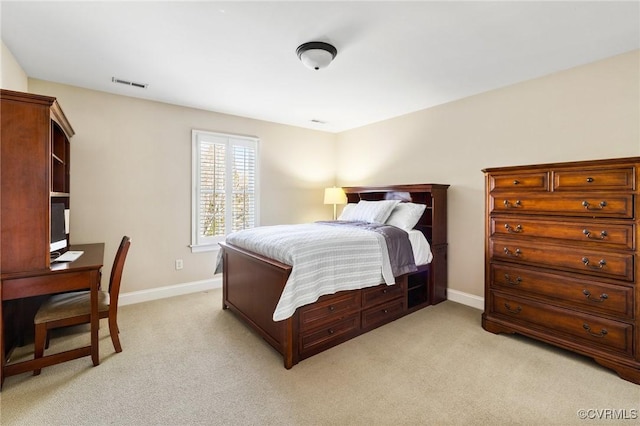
[2,1,639,133]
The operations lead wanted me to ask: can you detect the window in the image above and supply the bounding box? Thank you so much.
[191,130,259,252]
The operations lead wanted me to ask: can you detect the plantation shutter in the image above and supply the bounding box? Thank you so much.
[192,131,259,251]
[231,140,256,232]
[199,141,227,238]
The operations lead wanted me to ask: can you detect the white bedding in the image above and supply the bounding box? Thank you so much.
[225,223,432,321]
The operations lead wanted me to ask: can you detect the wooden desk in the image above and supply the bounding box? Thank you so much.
[0,243,104,388]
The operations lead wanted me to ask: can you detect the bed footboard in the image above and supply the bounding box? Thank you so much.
[220,242,299,368]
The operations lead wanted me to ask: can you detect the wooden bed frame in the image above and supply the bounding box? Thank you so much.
[220,183,449,368]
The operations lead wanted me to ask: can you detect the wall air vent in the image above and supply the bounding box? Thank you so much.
[112,77,148,89]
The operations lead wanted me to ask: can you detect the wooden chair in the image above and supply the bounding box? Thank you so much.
[33,236,131,375]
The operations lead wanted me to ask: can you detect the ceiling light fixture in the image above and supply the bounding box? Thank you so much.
[296,41,337,70]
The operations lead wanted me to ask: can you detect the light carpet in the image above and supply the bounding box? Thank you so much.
[1,289,638,425]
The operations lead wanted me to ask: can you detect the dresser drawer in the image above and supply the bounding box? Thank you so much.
[362,298,406,331]
[490,263,634,318]
[299,314,360,356]
[362,281,405,309]
[553,167,635,191]
[490,217,635,250]
[490,238,634,281]
[491,292,633,356]
[490,194,634,218]
[299,291,361,331]
[489,172,549,192]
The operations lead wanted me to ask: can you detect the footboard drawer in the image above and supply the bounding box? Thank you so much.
[362,281,405,308]
[299,314,360,357]
[299,291,361,331]
[362,298,406,331]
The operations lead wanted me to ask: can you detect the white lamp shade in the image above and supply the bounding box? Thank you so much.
[324,187,347,205]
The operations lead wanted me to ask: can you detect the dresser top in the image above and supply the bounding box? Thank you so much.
[482,156,640,174]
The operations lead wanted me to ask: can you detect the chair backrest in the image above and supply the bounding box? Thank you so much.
[108,236,131,313]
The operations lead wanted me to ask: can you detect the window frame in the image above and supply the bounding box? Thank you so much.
[191,129,259,253]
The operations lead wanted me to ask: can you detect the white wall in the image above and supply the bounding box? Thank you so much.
[0,40,28,91]
[336,50,640,301]
[28,80,337,294]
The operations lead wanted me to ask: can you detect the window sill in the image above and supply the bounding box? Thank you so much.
[190,243,220,253]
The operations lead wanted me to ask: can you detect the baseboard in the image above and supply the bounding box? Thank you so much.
[119,276,484,312]
[119,275,222,306]
[447,289,484,310]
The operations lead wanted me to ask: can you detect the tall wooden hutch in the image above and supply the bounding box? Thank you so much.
[1,89,74,355]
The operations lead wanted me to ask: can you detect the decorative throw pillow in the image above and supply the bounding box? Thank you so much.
[347,200,400,224]
[386,202,427,231]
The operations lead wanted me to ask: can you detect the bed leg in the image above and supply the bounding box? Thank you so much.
[283,317,296,369]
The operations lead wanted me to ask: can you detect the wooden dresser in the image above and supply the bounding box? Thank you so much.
[482,157,640,384]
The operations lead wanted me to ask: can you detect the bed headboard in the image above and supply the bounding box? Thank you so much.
[342,183,449,246]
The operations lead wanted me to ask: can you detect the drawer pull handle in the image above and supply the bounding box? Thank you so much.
[328,305,335,312]
[382,289,388,294]
[513,180,519,185]
[504,223,522,233]
[383,309,388,313]
[582,229,608,240]
[586,177,594,183]
[503,199,522,208]
[504,303,522,314]
[582,257,606,269]
[583,323,607,338]
[504,274,522,286]
[582,289,609,303]
[503,247,521,257]
[582,200,607,210]
[328,328,335,335]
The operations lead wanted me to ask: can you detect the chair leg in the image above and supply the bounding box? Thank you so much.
[108,316,122,353]
[33,324,47,376]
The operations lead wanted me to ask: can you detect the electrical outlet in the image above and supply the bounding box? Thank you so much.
[175,259,183,270]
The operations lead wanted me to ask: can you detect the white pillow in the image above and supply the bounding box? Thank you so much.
[338,203,357,220]
[346,200,400,224]
[385,202,427,231]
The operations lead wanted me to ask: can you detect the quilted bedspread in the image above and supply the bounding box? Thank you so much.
[224,221,416,321]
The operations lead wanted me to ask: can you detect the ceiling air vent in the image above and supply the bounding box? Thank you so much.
[112,77,148,89]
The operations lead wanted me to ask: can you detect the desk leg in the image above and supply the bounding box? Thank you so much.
[90,270,100,366]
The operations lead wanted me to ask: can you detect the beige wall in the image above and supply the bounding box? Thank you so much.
[336,50,640,299]
[27,80,337,293]
[6,43,640,303]
[1,40,28,91]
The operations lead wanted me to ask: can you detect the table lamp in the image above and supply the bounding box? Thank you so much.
[324,187,347,220]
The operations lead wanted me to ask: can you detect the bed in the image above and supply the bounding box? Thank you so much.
[219,183,449,368]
